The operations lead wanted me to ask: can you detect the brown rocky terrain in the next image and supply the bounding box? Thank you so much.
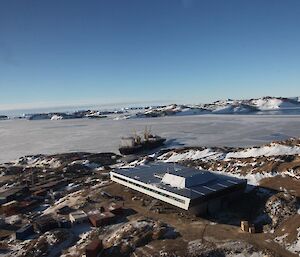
[1,138,300,256]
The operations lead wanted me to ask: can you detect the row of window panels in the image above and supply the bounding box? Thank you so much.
[111,174,185,204]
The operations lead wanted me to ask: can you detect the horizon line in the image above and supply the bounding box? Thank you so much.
[1,95,299,114]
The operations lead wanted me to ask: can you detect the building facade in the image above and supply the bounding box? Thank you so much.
[110,163,247,214]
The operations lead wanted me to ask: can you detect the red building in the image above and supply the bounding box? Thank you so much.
[89,212,115,227]
[85,240,103,257]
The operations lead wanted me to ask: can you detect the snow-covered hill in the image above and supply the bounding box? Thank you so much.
[157,137,300,185]
[131,96,300,118]
[7,96,300,121]
[249,97,300,111]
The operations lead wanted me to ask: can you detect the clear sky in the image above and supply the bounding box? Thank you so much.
[0,0,300,111]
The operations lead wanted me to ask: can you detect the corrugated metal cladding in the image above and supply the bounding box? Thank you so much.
[113,162,247,200]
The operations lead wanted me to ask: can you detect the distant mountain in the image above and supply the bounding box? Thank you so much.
[133,96,300,118]
[0,115,8,120]
[3,96,300,121]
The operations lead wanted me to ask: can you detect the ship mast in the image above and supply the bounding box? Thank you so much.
[144,126,152,140]
[133,129,141,144]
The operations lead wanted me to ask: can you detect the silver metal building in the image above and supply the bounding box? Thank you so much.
[110,162,247,214]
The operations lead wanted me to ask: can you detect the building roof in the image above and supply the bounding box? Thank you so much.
[16,224,34,233]
[113,162,246,200]
[99,212,115,218]
[34,214,57,225]
[0,187,27,198]
[1,200,18,207]
[69,210,87,220]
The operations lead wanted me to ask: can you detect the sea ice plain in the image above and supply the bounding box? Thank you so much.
[0,114,300,163]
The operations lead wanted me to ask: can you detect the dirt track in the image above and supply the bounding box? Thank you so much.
[105,182,299,257]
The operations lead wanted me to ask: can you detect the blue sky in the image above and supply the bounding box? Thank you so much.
[0,0,300,111]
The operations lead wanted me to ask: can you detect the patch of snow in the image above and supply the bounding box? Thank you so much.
[5,215,21,225]
[212,105,234,114]
[159,144,300,165]
[274,233,288,244]
[113,115,131,120]
[51,115,63,120]
[70,159,101,169]
[121,158,149,168]
[65,183,80,192]
[90,180,111,189]
[0,183,17,193]
[3,239,32,257]
[251,97,300,111]
[176,108,208,116]
[209,168,276,186]
[282,169,300,180]
[287,227,300,254]
[18,156,62,168]
[44,231,59,245]
[158,148,224,162]
[252,98,283,110]
[43,190,83,215]
[225,144,300,159]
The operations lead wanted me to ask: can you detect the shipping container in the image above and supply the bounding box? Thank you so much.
[16,224,34,240]
[88,214,101,227]
[0,187,29,204]
[69,210,88,224]
[34,215,59,233]
[1,200,18,215]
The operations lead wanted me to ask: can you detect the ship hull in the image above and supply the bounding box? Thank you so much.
[119,145,143,155]
[119,138,166,155]
[142,138,166,149]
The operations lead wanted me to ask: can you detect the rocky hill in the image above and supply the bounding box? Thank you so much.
[3,96,300,121]
[133,96,300,118]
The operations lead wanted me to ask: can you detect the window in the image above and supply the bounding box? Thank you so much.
[112,173,185,204]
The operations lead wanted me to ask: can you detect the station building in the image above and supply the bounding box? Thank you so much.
[110,162,247,214]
